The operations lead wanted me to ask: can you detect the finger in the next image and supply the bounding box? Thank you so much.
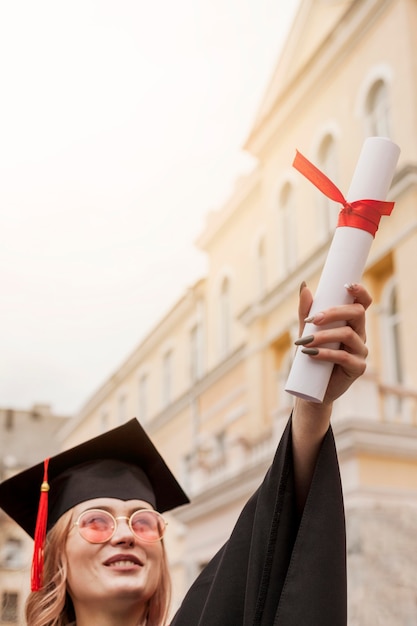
[303,284,371,339]
[302,325,369,359]
[345,283,372,310]
[298,281,313,336]
[305,302,367,341]
[302,346,367,379]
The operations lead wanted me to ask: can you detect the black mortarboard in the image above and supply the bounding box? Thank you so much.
[0,418,189,590]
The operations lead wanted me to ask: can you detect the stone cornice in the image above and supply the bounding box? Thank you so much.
[335,417,417,460]
[173,415,417,524]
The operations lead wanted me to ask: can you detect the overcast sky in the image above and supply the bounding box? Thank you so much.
[0,0,299,416]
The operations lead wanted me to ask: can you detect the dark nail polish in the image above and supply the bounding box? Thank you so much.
[299,280,307,295]
[294,335,314,346]
[301,347,319,356]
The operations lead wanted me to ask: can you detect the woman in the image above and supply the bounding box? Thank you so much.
[0,282,370,626]
[0,411,190,626]
[28,498,172,625]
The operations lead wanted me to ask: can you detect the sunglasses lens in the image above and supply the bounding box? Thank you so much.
[130,510,165,542]
[78,510,114,543]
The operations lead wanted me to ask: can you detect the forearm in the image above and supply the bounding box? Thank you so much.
[291,282,370,513]
[291,398,333,514]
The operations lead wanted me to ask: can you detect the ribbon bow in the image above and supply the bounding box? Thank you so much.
[293,150,395,237]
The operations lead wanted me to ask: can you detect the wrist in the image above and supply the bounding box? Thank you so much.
[293,398,333,438]
[295,397,333,418]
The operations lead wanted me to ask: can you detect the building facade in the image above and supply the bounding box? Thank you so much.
[0,405,69,625]
[50,0,417,623]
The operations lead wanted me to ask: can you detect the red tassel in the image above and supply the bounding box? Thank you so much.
[31,458,50,592]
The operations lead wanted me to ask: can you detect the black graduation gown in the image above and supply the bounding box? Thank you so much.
[171,417,346,626]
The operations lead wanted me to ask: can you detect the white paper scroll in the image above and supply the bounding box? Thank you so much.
[285,136,400,403]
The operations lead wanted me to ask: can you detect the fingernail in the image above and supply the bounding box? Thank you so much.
[344,282,358,291]
[301,347,319,355]
[304,311,325,324]
[299,280,307,295]
[294,334,314,346]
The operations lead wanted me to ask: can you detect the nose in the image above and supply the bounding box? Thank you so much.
[111,516,136,545]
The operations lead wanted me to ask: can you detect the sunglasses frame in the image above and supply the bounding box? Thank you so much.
[73,508,167,544]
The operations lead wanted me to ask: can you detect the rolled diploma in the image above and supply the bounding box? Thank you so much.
[285,136,400,402]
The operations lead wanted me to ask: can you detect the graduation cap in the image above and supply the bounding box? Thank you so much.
[0,418,189,591]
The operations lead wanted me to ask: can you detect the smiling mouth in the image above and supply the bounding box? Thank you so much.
[104,555,143,568]
[106,560,141,568]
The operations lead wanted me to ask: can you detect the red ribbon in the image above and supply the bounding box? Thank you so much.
[293,150,395,237]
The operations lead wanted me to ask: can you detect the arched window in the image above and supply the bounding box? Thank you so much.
[317,134,339,239]
[365,79,391,138]
[278,182,297,276]
[381,279,403,385]
[219,276,231,358]
[381,278,404,420]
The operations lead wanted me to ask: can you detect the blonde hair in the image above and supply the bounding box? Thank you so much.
[25,510,74,626]
[25,509,171,626]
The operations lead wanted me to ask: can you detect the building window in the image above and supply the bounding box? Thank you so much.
[381,278,404,420]
[316,134,339,239]
[270,332,293,416]
[0,537,24,569]
[382,279,403,385]
[138,374,148,423]
[162,350,173,408]
[256,236,267,299]
[5,410,14,431]
[100,411,109,433]
[278,182,297,276]
[190,324,203,383]
[118,395,126,425]
[365,79,391,138]
[190,298,205,383]
[1,592,19,623]
[218,277,231,359]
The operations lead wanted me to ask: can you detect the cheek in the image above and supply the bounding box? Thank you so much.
[150,542,164,566]
[146,544,165,587]
[65,535,98,593]
[65,534,83,570]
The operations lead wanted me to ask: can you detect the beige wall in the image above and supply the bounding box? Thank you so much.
[59,0,417,623]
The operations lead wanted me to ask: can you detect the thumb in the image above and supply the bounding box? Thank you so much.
[298,281,313,336]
